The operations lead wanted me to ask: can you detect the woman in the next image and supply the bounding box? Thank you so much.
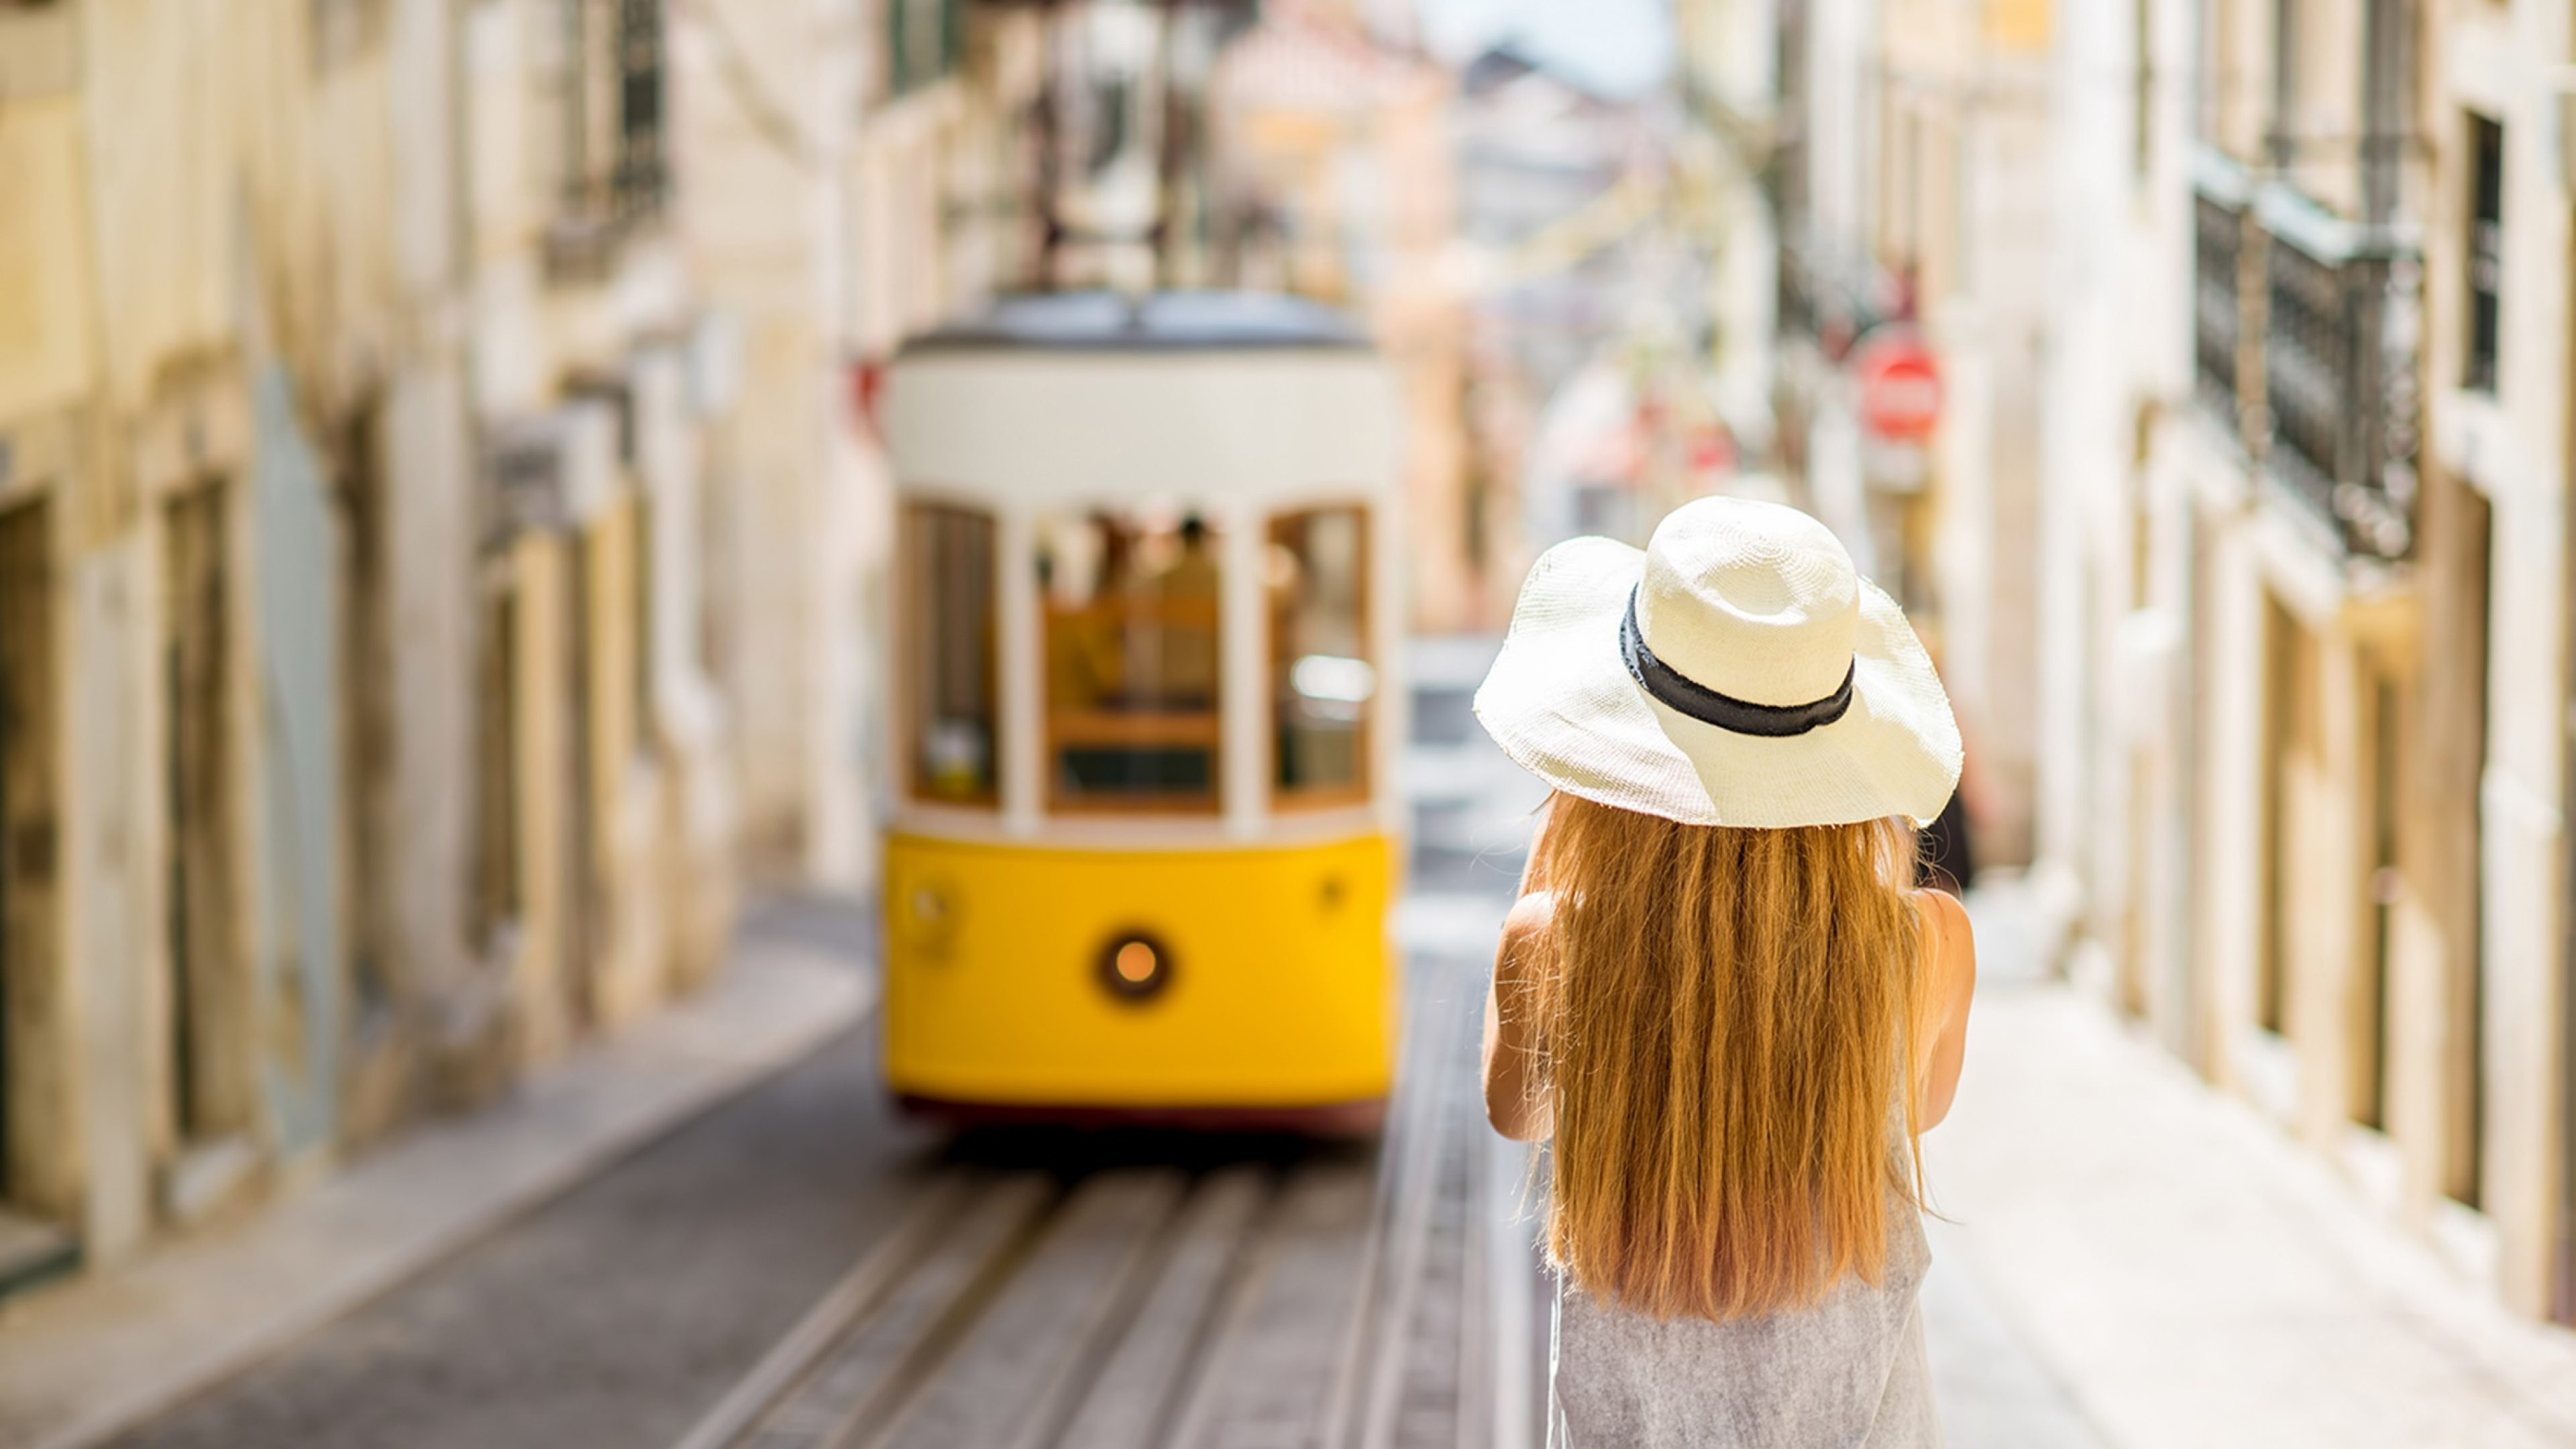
[1474,496,1978,1448]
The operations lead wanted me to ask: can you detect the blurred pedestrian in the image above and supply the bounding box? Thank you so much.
[1155,514,1221,707]
[1473,497,1976,1448]
[1916,780,1977,897]
[1910,639,1978,896]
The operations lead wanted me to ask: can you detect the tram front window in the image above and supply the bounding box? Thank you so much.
[1040,511,1222,811]
[1269,505,1372,804]
[904,502,1000,804]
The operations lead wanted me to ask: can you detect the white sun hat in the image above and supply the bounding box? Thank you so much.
[1473,496,1962,829]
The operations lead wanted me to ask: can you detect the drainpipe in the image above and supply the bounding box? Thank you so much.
[2358,0,2404,234]
[2556,86,2576,1328]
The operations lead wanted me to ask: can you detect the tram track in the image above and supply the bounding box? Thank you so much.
[667,1161,1360,1449]
[672,961,1530,1449]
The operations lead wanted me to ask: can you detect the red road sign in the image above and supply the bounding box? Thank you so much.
[1853,328,1943,443]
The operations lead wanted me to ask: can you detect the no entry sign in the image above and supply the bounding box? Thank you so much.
[1852,327,1943,443]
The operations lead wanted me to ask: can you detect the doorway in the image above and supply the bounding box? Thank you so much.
[0,499,60,1220]
[163,482,253,1151]
[335,407,404,1139]
[472,578,522,958]
[563,531,600,1030]
[2353,663,2401,1132]
[2258,593,2314,1044]
[2445,484,2493,1210]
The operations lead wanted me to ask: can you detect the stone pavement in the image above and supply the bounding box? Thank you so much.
[0,926,871,1449]
[15,820,2573,1449]
[1932,886,2576,1449]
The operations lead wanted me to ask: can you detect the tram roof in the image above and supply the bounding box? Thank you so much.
[899,290,1371,356]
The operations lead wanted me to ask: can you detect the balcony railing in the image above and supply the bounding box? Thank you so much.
[610,0,668,226]
[2190,149,2418,563]
[2258,202,2419,560]
[546,0,667,279]
[2193,190,2243,424]
[1772,228,1889,360]
[1777,225,1819,343]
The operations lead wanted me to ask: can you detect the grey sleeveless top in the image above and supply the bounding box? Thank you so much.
[1548,1188,1937,1448]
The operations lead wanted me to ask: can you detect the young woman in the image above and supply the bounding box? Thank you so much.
[1473,496,1978,1448]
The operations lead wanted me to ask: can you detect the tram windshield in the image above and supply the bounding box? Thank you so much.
[1269,506,1373,804]
[1040,510,1223,811]
[904,503,1000,804]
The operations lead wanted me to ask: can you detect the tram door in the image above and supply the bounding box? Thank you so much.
[0,499,58,1217]
[164,483,253,1151]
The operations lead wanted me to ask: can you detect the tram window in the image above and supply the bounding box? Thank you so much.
[904,503,1000,804]
[1039,511,1222,812]
[1269,506,1373,804]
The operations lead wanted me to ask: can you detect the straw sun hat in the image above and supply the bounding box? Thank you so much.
[1473,496,1962,830]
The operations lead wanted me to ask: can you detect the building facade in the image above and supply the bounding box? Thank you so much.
[1768,0,2054,870]
[1205,3,1476,629]
[2041,0,2576,1325]
[1765,0,2575,1328]
[0,0,1038,1293]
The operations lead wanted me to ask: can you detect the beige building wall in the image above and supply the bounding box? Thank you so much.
[2051,0,2576,1324]
[1210,15,1468,631]
[682,0,1036,889]
[0,10,101,1248]
[1817,0,2052,868]
[0,0,787,1286]
[2414,0,2571,1320]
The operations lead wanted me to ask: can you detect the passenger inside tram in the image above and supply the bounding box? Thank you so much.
[1042,510,1223,808]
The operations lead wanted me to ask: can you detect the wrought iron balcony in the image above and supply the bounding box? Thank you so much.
[1772,228,1890,361]
[544,0,667,281]
[2257,198,2420,560]
[1777,227,1819,343]
[2193,188,2244,426]
[2190,147,2419,563]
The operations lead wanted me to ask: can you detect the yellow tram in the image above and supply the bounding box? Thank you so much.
[878,292,1405,1132]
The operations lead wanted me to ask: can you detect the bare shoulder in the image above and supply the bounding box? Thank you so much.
[1912,885,1970,936]
[1499,890,1557,972]
[1911,888,1978,1000]
[1504,888,1556,932]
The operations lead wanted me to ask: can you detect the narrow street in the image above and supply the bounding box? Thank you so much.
[89,652,2096,1449]
[19,3,2576,1446]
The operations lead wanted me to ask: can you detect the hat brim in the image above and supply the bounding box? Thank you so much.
[1471,537,1964,829]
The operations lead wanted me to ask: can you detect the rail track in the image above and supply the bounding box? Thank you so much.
[671,955,1542,1449]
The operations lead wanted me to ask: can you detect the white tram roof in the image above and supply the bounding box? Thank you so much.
[885,290,1401,511]
[901,290,1371,352]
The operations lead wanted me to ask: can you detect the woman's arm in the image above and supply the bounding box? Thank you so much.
[1912,889,1978,1131]
[1483,889,1555,1142]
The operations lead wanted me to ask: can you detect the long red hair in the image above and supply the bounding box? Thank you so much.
[1525,793,1928,1320]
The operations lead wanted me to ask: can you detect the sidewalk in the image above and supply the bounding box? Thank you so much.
[1933,893,2576,1449]
[0,930,870,1449]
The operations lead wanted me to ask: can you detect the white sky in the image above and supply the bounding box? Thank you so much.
[1413,0,1676,97]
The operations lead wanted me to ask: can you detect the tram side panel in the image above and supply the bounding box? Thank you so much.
[881,832,1395,1118]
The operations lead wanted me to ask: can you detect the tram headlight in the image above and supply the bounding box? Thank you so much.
[1097,930,1173,1002]
[902,878,961,961]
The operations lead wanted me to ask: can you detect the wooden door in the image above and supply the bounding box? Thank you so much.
[164,483,253,1143]
[339,408,393,1020]
[0,500,60,1212]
